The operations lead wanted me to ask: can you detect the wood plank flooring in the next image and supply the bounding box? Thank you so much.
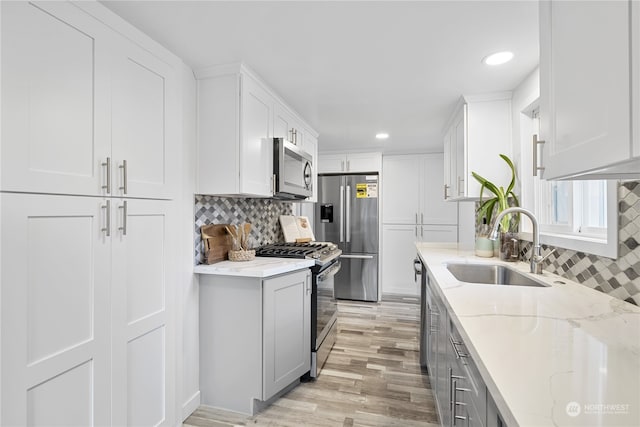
[184,296,439,427]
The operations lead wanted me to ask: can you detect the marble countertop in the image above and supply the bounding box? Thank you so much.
[194,257,315,278]
[416,242,640,427]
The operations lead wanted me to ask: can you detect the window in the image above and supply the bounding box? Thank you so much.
[527,109,618,258]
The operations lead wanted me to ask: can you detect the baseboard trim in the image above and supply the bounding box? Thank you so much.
[182,390,201,421]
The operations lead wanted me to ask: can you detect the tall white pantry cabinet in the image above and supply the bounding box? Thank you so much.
[1,2,181,426]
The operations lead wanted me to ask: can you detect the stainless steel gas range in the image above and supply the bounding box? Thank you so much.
[255,242,341,378]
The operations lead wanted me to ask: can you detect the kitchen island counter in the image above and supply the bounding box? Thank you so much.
[417,242,640,427]
[194,257,314,278]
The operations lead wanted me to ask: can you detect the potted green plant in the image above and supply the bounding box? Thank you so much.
[471,154,520,260]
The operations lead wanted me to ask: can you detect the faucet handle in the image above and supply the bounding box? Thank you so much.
[535,248,556,263]
[532,248,556,274]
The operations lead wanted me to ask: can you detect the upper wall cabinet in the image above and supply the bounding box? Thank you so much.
[110,36,180,200]
[1,1,179,199]
[443,93,512,201]
[196,63,318,199]
[1,2,111,196]
[318,152,382,174]
[538,0,640,179]
[196,65,273,197]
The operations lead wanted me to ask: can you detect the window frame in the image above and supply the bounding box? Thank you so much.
[521,106,618,259]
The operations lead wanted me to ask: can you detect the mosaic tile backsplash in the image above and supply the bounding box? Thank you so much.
[478,181,640,306]
[194,196,293,264]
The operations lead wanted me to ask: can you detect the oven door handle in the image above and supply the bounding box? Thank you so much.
[317,260,341,282]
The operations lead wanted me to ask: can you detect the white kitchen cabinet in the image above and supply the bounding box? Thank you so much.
[262,271,311,400]
[110,198,176,427]
[199,269,311,415]
[196,63,319,198]
[381,223,456,297]
[382,154,458,225]
[1,2,180,425]
[538,0,640,179]
[318,152,382,174]
[382,225,422,295]
[381,154,457,296]
[111,36,179,200]
[1,1,111,196]
[382,156,422,224]
[274,101,307,146]
[196,65,273,197]
[442,93,512,200]
[1,1,179,200]
[443,128,455,201]
[1,193,176,426]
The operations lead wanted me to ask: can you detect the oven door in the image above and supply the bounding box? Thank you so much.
[273,138,313,199]
[315,260,340,348]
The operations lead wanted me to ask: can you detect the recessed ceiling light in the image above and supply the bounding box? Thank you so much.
[483,51,514,66]
[376,133,389,140]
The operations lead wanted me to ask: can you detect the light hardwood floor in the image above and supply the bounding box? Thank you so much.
[184,296,439,427]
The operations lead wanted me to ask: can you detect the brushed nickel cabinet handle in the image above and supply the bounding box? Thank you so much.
[119,160,128,194]
[457,176,464,196]
[444,184,449,199]
[533,134,546,176]
[102,157,111,194]
[346,159,350,171]
[118,200,128,236]
[102,200,111,236]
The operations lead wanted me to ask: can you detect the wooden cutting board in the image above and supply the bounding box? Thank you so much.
[200,224,233,264]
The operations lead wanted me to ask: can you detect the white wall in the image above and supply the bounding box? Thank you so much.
[179,64,200,420]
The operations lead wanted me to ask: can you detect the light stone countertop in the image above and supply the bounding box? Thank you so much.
[416,242,640,427]
[194,257,315,278]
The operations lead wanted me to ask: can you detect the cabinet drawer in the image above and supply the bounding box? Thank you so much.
[450,319,487,425]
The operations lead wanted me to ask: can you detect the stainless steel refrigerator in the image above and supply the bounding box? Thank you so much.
[315,174,379,302]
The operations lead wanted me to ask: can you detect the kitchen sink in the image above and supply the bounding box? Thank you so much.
[446,263,549,287]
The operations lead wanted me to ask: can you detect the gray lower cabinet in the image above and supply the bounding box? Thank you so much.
[422,265,504,427]
[199,269,311,415]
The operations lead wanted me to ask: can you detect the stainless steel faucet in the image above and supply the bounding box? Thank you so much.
[488,207,552,274]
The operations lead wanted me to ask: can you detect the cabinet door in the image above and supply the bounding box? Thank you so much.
[382,156,421,224]
[1,193,111,426]
[434,293,451,427]
[453,107,466,199]
[111,38,179,200]
[443,129,455,201]
[111,199,175,426]
[425,274,438,388]
[319,154,347,173]
[381,225,420,296]
[273,102,296,142]
[263,269,311,400]
[421,154,459,224]
[240,74,273,196]
[347,152,382,173]
[540,0,631,179]
[1,1,111,196]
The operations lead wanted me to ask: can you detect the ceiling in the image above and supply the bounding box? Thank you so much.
[101,1,539,154]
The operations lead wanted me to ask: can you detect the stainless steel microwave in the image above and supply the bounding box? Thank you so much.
[269,138,313,200]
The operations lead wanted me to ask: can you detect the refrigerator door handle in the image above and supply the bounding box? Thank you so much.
[346,185,351,242]
[340,254,375,259]
[339,185,345,242]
